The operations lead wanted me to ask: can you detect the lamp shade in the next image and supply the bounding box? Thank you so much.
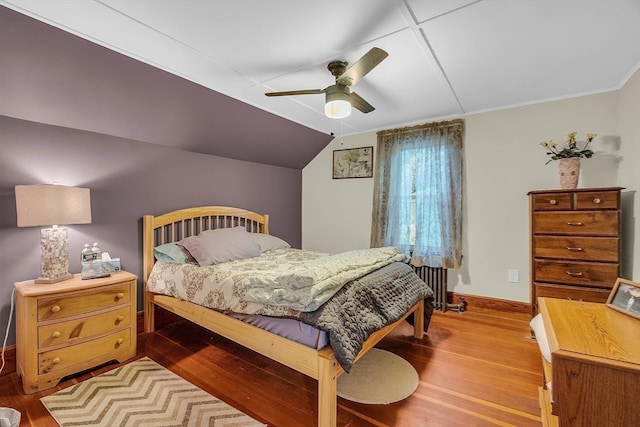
[16,184,92,227]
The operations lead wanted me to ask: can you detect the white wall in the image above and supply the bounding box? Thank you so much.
[302,69,639,303]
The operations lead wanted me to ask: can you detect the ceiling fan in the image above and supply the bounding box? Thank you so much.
[265,47,388,119]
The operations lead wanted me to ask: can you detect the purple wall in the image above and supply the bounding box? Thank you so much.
[0,6,332,169]
[0,116,303,346]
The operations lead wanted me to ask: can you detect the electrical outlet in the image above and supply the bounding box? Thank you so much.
[508,269,519,283]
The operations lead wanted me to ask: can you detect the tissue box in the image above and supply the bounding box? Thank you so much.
[100,258,121,273]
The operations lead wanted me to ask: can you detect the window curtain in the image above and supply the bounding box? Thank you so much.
[370,119,463,269]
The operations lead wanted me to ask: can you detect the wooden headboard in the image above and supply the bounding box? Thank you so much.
[142,206,269,285]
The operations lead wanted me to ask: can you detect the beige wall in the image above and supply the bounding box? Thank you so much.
[302,68,639,303]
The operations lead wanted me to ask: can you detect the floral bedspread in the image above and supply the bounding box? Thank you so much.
[147,246,407,316]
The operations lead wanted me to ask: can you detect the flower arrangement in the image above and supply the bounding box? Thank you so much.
[539,131,596,164]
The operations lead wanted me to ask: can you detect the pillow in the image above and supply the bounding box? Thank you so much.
[250,233,290,253]
[179,226,260,266]
[154,243,192,264]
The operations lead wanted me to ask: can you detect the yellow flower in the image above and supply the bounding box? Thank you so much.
[539,131,595,164]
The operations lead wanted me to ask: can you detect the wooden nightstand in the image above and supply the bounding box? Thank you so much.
[14,271,138,394]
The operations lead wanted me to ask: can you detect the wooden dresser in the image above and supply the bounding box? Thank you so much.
[528,187,622,315]
[536,297,640,427]
[14,271,137,394]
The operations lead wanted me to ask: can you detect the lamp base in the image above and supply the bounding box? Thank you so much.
[34,273,74,284]
[39,226,73,284]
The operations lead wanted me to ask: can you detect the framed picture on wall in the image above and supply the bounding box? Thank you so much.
[606,278,640,319]
[332,146,373,179]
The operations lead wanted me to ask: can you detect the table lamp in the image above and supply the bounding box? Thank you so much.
[15,184,92,284]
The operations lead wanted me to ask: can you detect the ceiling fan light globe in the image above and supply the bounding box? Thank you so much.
[325,99,351,119]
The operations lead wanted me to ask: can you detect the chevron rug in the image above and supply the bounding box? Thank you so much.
[40,357,266,427]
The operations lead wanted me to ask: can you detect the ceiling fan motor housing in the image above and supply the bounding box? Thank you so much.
[327,60,349,79]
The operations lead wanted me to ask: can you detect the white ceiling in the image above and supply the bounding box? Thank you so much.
[2,0,639,137]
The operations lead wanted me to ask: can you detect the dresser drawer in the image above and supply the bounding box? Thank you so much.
[534,282,611,304]
[533,211,619,235]
[575,191,619,210]
[38,329,131,375]
[534,260,619,287]
[532,193,572,211]
[37,283,131,321]
[533,236,619,262]
[38,306,131,349]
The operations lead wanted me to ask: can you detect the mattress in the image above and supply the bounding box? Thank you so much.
[228,312,329,350]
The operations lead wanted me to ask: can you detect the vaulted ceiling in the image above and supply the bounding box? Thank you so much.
[1,1,639,168]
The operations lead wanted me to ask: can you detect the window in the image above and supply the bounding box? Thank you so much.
[371,119,463,269]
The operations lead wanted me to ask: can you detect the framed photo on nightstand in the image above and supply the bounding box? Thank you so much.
[606,278,640,320]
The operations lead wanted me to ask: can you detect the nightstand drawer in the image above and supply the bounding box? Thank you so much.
[534,259,618,287]
[533,211,619,235]
[38,306,131,349]
[38,329,131,375]
[37,283,130,321]
[533,236,619,262]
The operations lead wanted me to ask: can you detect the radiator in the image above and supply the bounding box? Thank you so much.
[412,265,465,313]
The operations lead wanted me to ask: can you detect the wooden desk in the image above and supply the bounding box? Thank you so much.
[537,297,640,426]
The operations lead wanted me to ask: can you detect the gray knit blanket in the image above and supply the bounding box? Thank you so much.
[299,261,433,372]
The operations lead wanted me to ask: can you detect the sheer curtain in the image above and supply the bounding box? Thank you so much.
[370,119,463,269]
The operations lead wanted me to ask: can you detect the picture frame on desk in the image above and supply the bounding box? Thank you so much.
[606,278,640,320]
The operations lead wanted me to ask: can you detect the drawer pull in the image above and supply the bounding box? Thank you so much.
[566,222,583,226]
[115,338,124,347]
[593,198,601,204]
[52,331,61,338]
[115,316,124,324]
[52,357,61,365]
[115,293,124,300]
[549,199,557,205]
[566,247,583,251]
[51,305,61,313]
[566,271,584,277]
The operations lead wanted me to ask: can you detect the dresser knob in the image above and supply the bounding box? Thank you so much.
[52,357,60,365]
[549,199,557,205]
[52,331,61,338]
[593,198,601,204]
[51,305,61,313]
[115,338,124,347]
[115,316,124,324]
[115,293,124,300]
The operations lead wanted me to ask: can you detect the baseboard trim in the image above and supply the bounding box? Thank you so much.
[449,292,531,321]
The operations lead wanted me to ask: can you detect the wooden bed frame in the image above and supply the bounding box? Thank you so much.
[142,206,425,427]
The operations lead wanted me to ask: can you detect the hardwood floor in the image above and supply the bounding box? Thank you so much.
[0,310,543,426]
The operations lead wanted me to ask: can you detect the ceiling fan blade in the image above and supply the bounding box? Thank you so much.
[349,92,375,113]
[337,47,388,86]
[265,89,324,97]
